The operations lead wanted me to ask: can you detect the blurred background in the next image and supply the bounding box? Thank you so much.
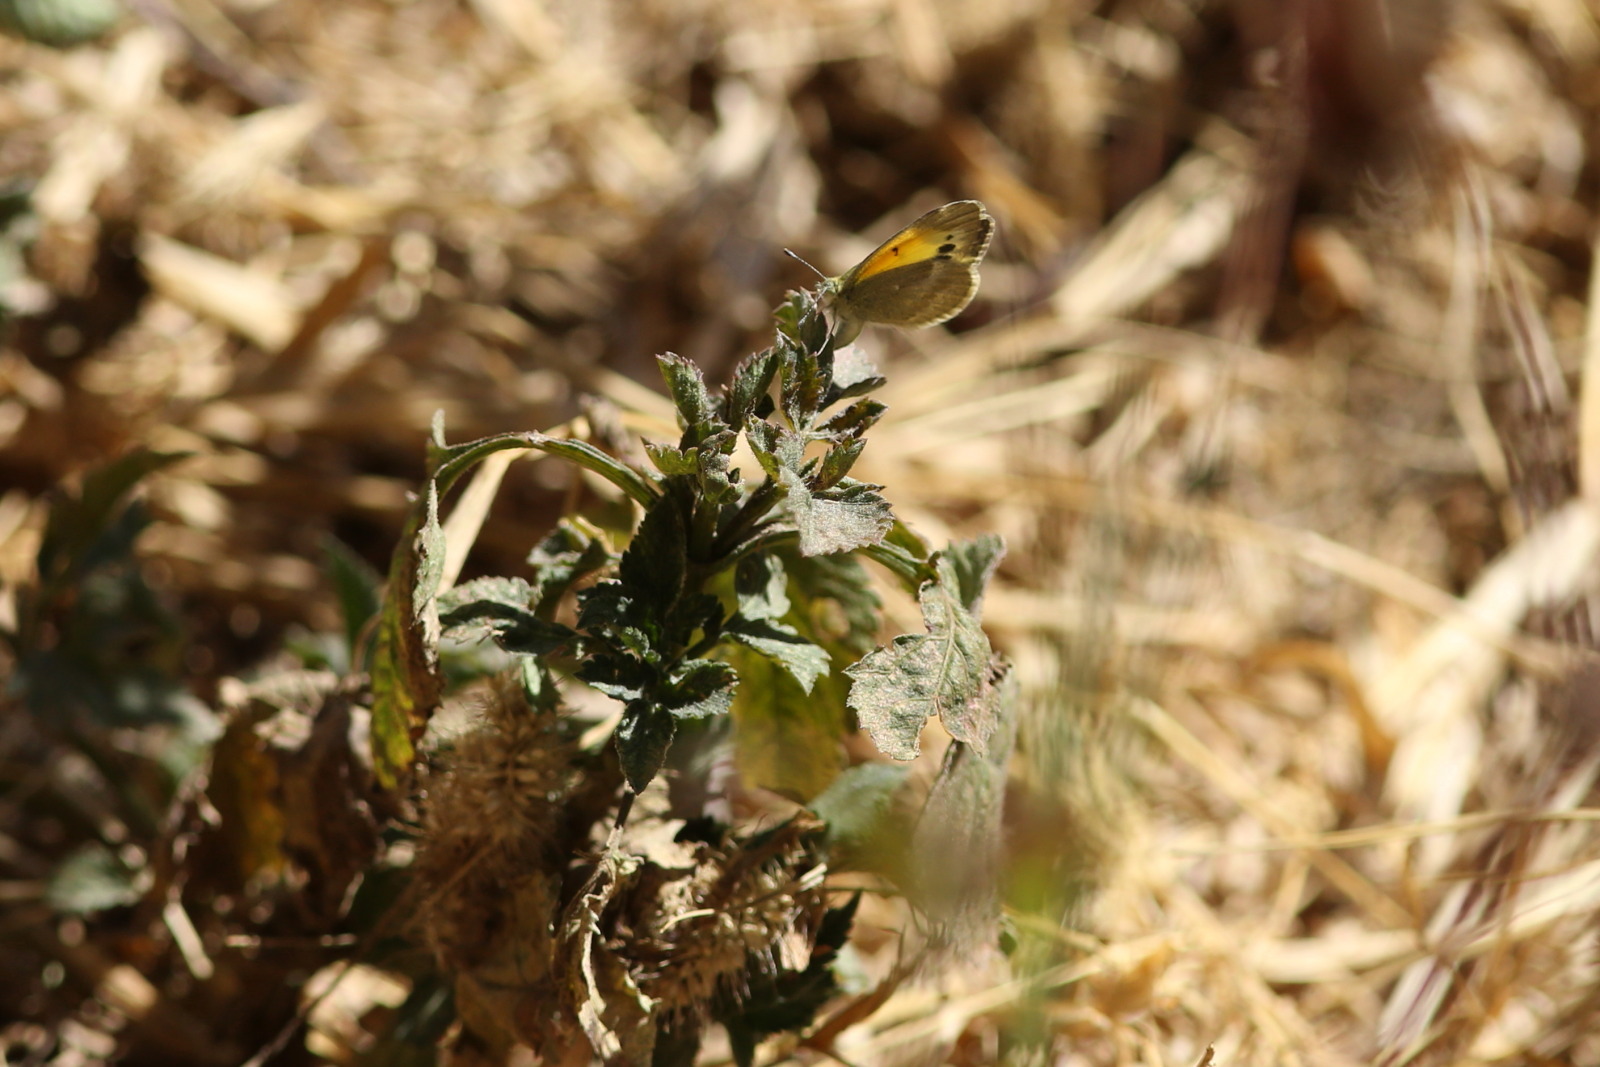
[4,0,1600,1063]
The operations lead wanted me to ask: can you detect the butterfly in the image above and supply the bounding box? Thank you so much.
[789,200,994,345]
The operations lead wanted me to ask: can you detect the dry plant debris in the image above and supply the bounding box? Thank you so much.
[4,0,1600,1065]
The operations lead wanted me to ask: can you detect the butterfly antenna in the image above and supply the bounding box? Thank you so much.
[784,248,827,281]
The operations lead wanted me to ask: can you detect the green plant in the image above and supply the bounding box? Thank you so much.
[372,288,1015,1063]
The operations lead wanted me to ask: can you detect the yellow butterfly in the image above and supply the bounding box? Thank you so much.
[790,200,994,345]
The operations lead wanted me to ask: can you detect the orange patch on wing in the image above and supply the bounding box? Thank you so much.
[854,228,958,282]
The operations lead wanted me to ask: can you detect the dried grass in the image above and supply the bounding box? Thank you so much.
[4,0,1600,1063]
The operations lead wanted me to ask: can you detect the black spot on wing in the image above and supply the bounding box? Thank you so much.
[938,242,956,255]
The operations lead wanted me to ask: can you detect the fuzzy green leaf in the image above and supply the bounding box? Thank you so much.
[659,352,722,447]
[735,554,790,620]
[781,339,829,431]
[941,534,1006,618]
[644,441,700,476]
[663,659,737,718]
[782,551,882,657]
[845,552,1000,760]
[617,702,676,792]
[617,488,688,620]
[814,438,866,491]
[527,519,612,614]
[724,615,828,694]
[723,348,780,428]
[784,473,893,557]
[825,345,886,403]
[579,651,653,703]
[427,422,658,509]
[817,398,887,440]
[438,576,576,655]
[808,762,912,870]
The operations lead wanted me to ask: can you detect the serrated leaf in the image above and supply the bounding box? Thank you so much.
[659,352,723,447]
[774,289,828,351]
[817,398,886,440]
[617,702,676,791]
[745,419,804,479]
[438,576,576,655]
[939,534,1006,618]
[845,552,999,760]
[814,438,865,491]
[782,470,893,557]
[528,518,612,614]
[644,441,701,476]
[579,651,654,703]
[829,344,882,395]
[781,340,829,430]
[726,648,844,799]
[663,659,737,718]
[724,615,829,694]
[723,348,780,427]
[617,487,688,619]
[575,581,632,632]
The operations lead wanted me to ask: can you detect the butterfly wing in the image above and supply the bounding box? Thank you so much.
[832,200,994,333]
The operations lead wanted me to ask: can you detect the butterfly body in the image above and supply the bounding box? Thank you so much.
[815,200,994,345]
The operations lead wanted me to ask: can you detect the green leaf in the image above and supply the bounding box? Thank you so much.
[527,518,612,614]
[658,352,723,447]
[783,473,893,557]
[575,581,633,633]
[663,659,737,718]
[723,348,780,427]
[370,480,445,789]
[427,423,658,509]
[781,338,830,431]
[617,702,676,792]
[579,650,654,703]
[745,419,805,479]
[845,552,1000,760]
[814,438,865,491]
[727,647,845,799]
[735,555,789,621]
[817,398,886,440]
[723,615,829,694]
[825,345,886,403]
[438,576,576,656]
[617,487,689,620]
[940,534,1006,618]
[774,289,828,352]
[644,441,701,476]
